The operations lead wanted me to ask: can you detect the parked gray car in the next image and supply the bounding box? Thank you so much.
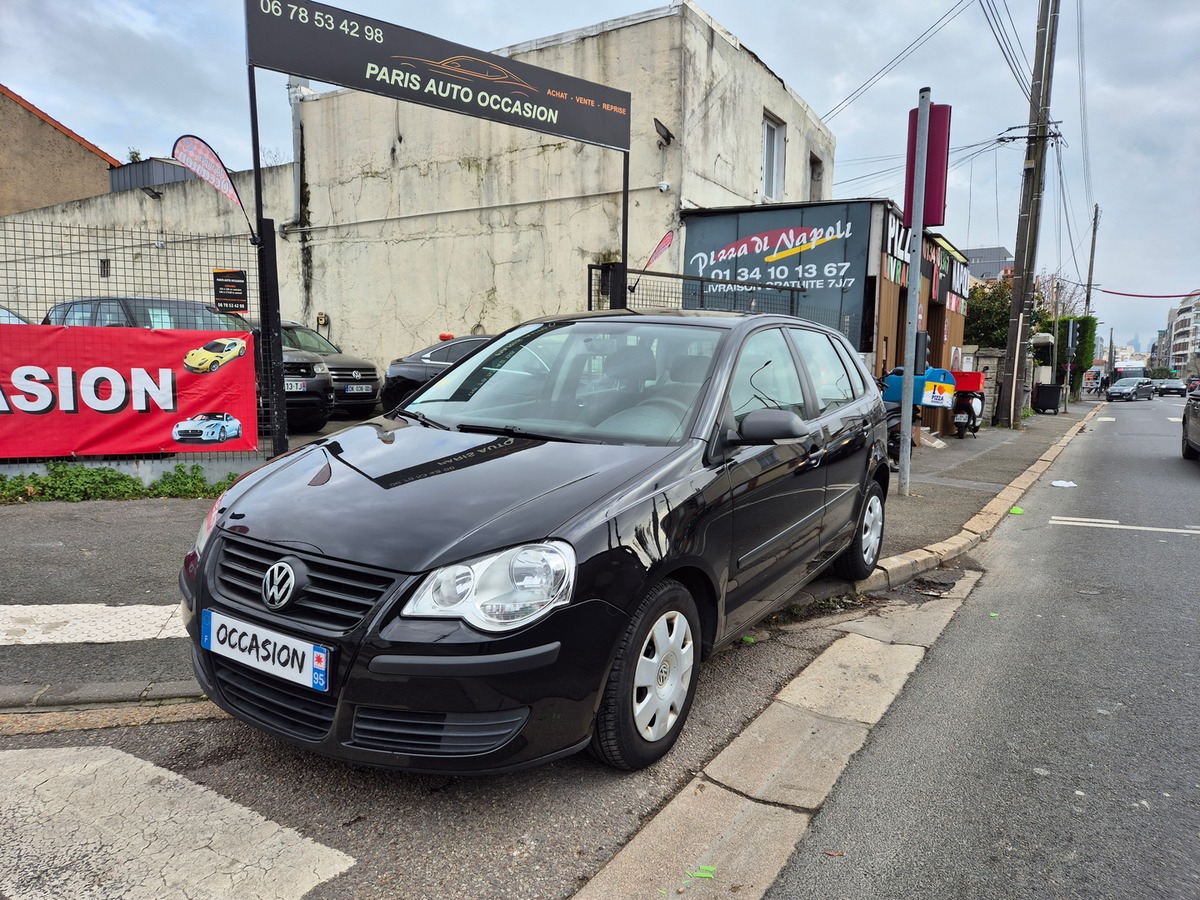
[279,322,381,418]
[1106,377,1153,401]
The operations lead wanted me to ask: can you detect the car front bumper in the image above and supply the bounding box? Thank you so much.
[181,540,627,773]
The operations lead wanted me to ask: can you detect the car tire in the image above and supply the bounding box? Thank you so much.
[209,360,221,372]
[833,479,886,581]
[1184,424,1199,461]
[217,427,227,443]
[238,346,246,357]
[591,579,699,771]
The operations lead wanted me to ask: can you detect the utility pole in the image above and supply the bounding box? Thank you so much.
[1083,204,1100,318]
[1000,0,1061,426]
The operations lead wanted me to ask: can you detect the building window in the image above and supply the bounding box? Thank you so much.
[809,153,825,201]
[99,258,111,278]
[761,112,785,201]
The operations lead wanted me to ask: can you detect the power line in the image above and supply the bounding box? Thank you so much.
[822,0,975,121]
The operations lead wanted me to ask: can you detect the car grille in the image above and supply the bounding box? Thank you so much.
[283,360,320,378]
[328,365,378,385]
[176,428,203,438]
[215,534,396,633]
[351,706,529,756]
[212,656,337,741]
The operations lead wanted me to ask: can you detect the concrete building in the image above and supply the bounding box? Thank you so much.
[1164,292,1200,377]
[1,1,835,374]
[0,84,120,216]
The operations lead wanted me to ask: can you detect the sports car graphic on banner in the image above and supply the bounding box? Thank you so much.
[0,324,258,457]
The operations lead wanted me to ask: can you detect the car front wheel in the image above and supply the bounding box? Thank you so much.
[1184,423,1199,461]
[833,479,886,581]
[591,579,699,770]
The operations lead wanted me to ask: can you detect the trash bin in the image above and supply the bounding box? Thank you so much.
[1032,382,1062,414]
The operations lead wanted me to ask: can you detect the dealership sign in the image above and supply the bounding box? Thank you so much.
[0,325,257,457]
[244,0,631,152]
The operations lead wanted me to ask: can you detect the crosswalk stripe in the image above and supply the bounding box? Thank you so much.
[0,746,354,899]
[0,603,184,646]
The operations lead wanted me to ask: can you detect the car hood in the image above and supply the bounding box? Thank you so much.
[219,419,679,572]
[316,349,378,372]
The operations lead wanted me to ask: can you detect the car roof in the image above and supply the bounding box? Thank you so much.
[518,307,835,335]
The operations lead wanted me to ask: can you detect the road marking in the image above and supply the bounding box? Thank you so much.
[1050,516,1200,536]
[0,746,354,899]
[0,603,183,646]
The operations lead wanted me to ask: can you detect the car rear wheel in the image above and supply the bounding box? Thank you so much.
[591,579,699,770]
[833,479,885,581]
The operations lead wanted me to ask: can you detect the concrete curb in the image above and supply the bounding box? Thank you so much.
[573,406,1101,899]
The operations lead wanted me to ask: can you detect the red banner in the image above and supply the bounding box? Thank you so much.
[0,325,258,457]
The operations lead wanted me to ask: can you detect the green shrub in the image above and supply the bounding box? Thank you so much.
[0,463,238,504]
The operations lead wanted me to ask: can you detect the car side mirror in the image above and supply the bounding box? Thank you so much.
[729,408,812,446]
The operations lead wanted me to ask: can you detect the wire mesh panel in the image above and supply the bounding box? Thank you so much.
[0,220,275,466]
[588,265,862,345]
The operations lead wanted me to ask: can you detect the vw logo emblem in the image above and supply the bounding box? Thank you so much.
[351,370,362,380]
[262,561,297,610]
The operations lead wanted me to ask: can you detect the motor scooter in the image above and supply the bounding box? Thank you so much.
[877,371,920,465]
[951,367,988,439]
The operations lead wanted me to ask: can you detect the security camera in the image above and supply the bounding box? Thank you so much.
[657,181,670,193]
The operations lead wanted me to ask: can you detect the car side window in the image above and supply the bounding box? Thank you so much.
[788,328,856,414]
[94,300,128,327]
[728,328,806,425]
[62,302,95,326]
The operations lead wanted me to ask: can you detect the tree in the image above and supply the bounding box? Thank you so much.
[964,277,1012,348]
[127,148,143,163]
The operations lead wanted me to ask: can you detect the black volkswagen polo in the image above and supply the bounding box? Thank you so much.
[181,309,890,773]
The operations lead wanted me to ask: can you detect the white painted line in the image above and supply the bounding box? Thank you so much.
[1050,520,1200,536]
[1050,516,1120,525]
[0,603,184,646]
[1098,416,1116,421]
[0,746,354,899]
[1167,417,1182,422]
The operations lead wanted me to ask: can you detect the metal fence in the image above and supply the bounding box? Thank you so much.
[0,219,276,471]
[587,265,862,345]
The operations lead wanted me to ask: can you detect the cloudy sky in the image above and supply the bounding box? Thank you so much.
[3,0,1197,350]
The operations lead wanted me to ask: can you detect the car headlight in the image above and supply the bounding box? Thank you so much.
[314,362,329,375]
[402,541,576,633]
[194,493,226,556]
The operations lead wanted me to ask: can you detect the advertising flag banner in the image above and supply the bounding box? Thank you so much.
[0,325,258,457]
[172,135,244,208]
[645,231,674,269]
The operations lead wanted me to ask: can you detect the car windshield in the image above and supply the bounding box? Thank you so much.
[1112,378,1139,387]
[283,327,340,354]
[402,320,724,445]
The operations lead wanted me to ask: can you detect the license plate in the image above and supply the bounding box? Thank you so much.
[953,413,969,423]
[285,380,306,392]
[201,608,330,692]
[345,384,373,393]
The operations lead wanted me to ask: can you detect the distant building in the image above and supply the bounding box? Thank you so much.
[963,246,1014,282]
[0,83,119,216]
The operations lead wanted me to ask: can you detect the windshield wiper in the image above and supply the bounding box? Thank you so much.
[455,423,598,444]
[392,408,449,430]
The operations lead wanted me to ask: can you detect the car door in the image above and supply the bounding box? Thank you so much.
[723,327,827,636]
[786,326,875,552]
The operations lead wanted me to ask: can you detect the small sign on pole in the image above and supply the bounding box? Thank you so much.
[213,269,249,313]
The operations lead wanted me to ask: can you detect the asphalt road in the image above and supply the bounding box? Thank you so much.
[766,395,1200,899]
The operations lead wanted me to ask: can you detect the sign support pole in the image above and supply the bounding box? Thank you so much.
[247,64,289,458]
[899,87,931,497]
